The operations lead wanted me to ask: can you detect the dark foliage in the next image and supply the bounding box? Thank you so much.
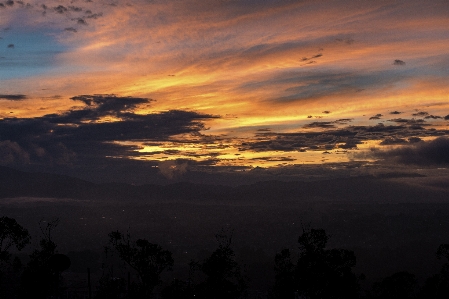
[271,228,359,299]
[19,219,62,299]
[420,244,449,299]
[270,248,296,299]
[4,215,449,298]
[371,271,418,299]
[0,216,30,297]
[162,231,247,299]
[0,216,30,263]
[106,230,174,298]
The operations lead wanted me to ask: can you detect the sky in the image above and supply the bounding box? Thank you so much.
[0,0,448,183]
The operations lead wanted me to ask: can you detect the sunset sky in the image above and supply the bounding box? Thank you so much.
[0,0,448,182]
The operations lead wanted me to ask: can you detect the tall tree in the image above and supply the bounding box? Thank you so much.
[295,228,359,299]
[420,244,449,298]
[0,216,30,264]
[196,231,247,299]
[270,248,296,299]
[19,219,60,299]
[0,216,30,296]
[272,228,360,299]
[372,271,418,299]
[107,230,174,298]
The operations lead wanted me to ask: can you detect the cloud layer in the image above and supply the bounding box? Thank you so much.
[0,0,448,179]
[0,95,216,169]
[364,137,449,165]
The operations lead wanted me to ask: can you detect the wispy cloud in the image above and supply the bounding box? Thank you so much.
[0,94,26,100]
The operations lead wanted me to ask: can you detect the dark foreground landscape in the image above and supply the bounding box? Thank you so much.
[1,166,449,298]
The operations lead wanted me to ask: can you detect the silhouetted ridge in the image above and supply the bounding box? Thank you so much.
[0,166,98,199]
[0,167,447,203]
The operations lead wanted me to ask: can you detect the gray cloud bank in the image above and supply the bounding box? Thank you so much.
[359,137,449,165]
[0,94,216,170]
[242,122,449,153]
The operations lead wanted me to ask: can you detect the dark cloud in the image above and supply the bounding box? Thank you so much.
[367,137,449,165]
[242,121,449,154]
[299,52,324,64]
[393,59,406,66]
[408,137,422,143]
[0,94,218,169]
[250,156,296,162]
[369,114,383,120]
[390,111,402,115]
[7,44,14,48]
[304,122,335,129]
[77,18,88,25]
[0,94,26,100]
[86,13,103,19]
[388,118,427,126]
[445,115,449,120]
[424,115,442,119]
[412,111,428,117]
[65,27,77,33]
[0,3,5,8]
[245,129,358,152]
[334,119,353,124]
[322,111,331,114]
[337,140,359,149]
[379,137,408,145]
[68,6,83,12]
[305,119,352,128]
[37,94,151,125]
[54,5,68,14]
[5,0,14,7]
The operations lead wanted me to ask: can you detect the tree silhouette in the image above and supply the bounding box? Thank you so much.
[372,271,418,299]
[270,249,296,299]
[162,230,247,299]
[19,219,61,299]
[272,228,360,299]
[107,230,174,298]
[195,230,247,299]
[420,243,449,298]
[161,261,199,299]
[296,228,359,299]
[0,216,30,296]
[0,216,30,264]
[95,273,128,299]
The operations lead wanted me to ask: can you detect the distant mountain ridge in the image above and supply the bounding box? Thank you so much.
[0,166,448,203]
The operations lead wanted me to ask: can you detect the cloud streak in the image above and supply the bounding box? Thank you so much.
[0,94,26,100]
